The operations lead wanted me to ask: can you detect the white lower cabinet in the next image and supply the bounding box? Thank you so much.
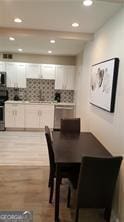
[5,103,25,128]
[39,105,54,128]
[25,105,40,128]
[25,104,54,129]
[5,103,54,129]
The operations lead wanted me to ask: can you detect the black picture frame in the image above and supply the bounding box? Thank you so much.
[90,58,119,112]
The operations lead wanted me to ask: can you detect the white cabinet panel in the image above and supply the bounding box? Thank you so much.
[6,62,17,87]
[5,103,54,129]
[55,65,65,90]
[41,64,55,79]
[0,62,5,71]
[6,62,26,88]
[25,105,40,128]
[5,104,24,128]
[39,105,54,128]
[55,65,75,90]
[26,63,41,79]
[25,104,54,129]
[64,66,75,90]
[16,63,26,88]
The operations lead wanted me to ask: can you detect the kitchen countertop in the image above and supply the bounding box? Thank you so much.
[5,100,75,106]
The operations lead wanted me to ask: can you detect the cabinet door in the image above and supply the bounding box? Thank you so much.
[39,105,54,129]
[16,63,26,88]
[6,62,17,87]
[55,65,65,90]
[5,104,16,128]
[26,63,41,79]
[0,62,5,71]
[25,105,40,128]
[64,66,75,90]
[55,65,75,90]
[5,104,25,128]
[41,64,55,79]
[14,104,25,128]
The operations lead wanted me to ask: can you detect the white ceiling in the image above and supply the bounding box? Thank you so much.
[0,0,123,56]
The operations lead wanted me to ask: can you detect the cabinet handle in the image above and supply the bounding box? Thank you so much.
[12,110,16,115]
[39,110,42,116]
[38,111,41,116]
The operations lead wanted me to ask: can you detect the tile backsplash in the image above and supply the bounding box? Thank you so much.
[7,79,74,103]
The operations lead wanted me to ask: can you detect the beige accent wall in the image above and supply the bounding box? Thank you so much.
[75,8,124,222]
[0,53,76,65]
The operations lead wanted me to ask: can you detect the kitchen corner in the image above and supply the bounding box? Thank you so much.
[0,62,76,131]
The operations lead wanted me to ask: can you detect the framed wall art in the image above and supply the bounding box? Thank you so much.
[90,58,119,112]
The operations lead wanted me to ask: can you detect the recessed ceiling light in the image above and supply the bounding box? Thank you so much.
[48,50,52,54]
[9,37,15,41]
[50,40,55,44]
[83,0,93,6]
[18,48,23,52]
[14,18,22,23]
[72,23,79,27]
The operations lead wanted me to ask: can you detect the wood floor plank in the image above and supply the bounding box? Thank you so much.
[0,131,105,222]
[0,131,49,166]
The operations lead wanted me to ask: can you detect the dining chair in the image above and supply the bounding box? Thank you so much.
[60,118,80,133]
[67,156,123,222]
[45,125,80,204]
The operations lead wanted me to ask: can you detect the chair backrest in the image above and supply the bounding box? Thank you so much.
[60,118,80,133]
[45,126,55,173]
[77,156,123,209]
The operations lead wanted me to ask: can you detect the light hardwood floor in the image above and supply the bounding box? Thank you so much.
[0,131,49,166]
[0,131,105,222]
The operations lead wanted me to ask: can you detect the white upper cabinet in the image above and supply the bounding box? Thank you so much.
[64,65,75,90]
[6,62,26,88]
[41,64,55,79]
[2,60,75,89]
[55,65,65,90]
[0,62,5,71]
[16,63,26,88]
[6,62,17,87]
[55,65,75,90]
[26,63,41,79]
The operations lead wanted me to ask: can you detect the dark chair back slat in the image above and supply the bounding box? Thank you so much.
[45,126,55,173]
[60,118,80,133]
[77,156,122,208]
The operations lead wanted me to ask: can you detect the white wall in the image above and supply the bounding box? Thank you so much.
[0,53,76,65]
[75,7,124,222]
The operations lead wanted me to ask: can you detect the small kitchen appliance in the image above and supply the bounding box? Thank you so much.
[0,86,8,130]
[54,92,61,102]
[0,72,6,86]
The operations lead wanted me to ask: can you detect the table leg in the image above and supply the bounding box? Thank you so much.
[55,163,61,222]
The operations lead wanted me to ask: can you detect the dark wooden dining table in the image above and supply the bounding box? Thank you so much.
[52,131,112,222]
